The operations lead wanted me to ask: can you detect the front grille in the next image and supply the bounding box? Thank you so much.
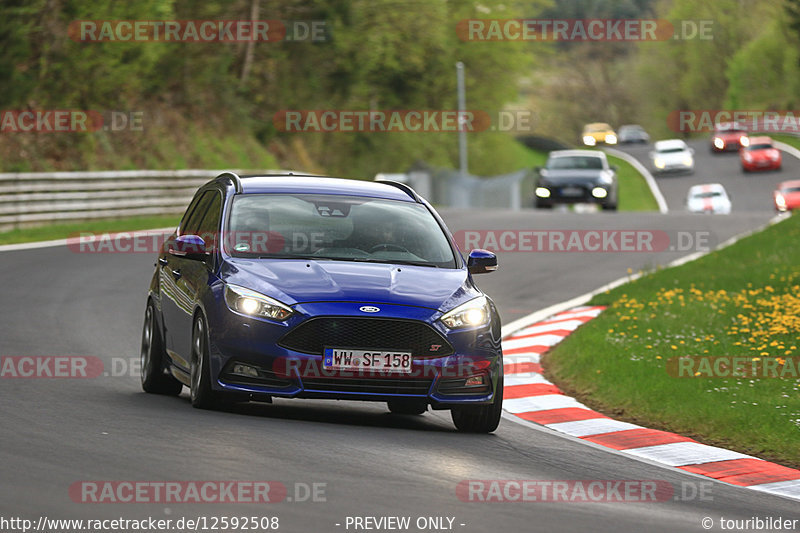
[300,376,433,396]
[555,186,589,201]
[279,317,453,357]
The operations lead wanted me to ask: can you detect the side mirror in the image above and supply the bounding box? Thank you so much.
[610,165,618,172]
[169,234,207,261]
[467,249,497,275]
[689,147,695,155]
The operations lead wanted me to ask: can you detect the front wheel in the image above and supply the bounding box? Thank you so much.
[451,376,503,433]
[190,314,222,409]
[140,302,183,396]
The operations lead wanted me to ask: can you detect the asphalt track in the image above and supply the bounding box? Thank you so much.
[1,143,799,532]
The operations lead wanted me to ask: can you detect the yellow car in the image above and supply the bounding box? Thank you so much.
[582,123,617,146]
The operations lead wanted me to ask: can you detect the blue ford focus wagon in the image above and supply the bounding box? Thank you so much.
[141,173,503,432]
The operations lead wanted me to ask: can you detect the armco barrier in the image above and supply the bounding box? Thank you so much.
[0,169,285,230]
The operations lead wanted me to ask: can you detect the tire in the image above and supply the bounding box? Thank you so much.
[451,375,503,433]
[535,203,553,210]
[602,202,618,212]
[387,399,428,415]
[140,302,183,396]
[190,313,222,409]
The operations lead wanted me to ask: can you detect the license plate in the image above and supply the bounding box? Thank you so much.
[323,348,412,373]
[561,187,583,197]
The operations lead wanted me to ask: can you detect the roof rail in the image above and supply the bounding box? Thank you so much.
[376,180,422,203]
[215,171,243,193]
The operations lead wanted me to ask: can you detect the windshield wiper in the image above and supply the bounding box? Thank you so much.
[256,253,316,260]
[348,258,439,268]
[255,254,440,268]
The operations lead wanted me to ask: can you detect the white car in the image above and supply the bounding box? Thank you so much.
[650,139,695,174]
[686,183,731,214]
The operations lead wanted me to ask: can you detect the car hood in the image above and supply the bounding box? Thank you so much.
[220,258,480,311]
[745,149,778,160]
[688,196,729,212]
[717,132,746,141]
[779,191,800,205]
[539,169,612,184]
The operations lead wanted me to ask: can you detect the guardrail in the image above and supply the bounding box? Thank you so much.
[0,169,281,230]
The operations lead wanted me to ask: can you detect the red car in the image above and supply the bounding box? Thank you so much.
[711,122,749,152]
[741,136,782,172]
[774,180,800,212]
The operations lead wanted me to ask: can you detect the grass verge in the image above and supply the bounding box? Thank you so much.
[0,215,179,246]
[772,133,800,152]
[545,213,800,467]
[606,154,660,212]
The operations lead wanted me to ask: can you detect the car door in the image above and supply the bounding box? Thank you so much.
[160,190,216,367]
[166,189,223,365]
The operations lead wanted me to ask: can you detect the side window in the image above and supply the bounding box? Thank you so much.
[178,193,204,235]
[181,191,215,236]
[196,191,223,252]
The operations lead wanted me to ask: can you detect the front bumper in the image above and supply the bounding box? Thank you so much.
[742,159,780,171]
[535,185,613,206]
[204,300,502,406]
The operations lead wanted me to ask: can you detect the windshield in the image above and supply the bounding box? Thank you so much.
[693,191,722,199]
[746,143,773,151]
[547,156,603,169]
[781,186,800,193]
[657,146,687,154]
[225,193,456,268]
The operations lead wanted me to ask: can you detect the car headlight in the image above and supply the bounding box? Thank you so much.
[440,296,490,329]
[776,194,786,207]
[224,284,294,321]
[770,150,780,161]
[654,158,665,169]
[583,136,596,146]
[605,134,617,144]
[535,186,551,198]
[713,137,724,149]
[740,136,750,147]
[743,152,753,162]
[591,187,608,198]
[682,155,693,166]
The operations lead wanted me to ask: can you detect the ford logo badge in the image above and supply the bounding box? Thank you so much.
[359,306,380,313]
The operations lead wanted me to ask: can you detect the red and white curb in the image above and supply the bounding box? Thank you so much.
[501,305,800,502]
